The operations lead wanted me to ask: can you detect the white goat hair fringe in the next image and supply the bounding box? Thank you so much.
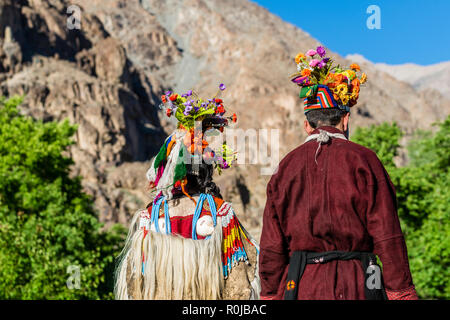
[145,129,187,200]
[115,209,224,300]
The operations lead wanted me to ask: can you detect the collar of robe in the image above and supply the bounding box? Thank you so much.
[305,127,348,164]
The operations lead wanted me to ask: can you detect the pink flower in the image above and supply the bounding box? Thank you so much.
[306,49,317,57]
[309,59,320,67]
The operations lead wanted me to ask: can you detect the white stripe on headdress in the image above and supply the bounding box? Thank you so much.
[146,129,187,200]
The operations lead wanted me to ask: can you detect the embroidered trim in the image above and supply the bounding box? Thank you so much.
[221,206,259,278]
[217,202,232,216]
[386,286,418,300]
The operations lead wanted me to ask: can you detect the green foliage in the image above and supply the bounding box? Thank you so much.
[0,96,126,299]
[352,117,450,299]
[351,122,403,169]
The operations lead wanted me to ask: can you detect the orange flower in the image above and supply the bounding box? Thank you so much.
[351,78,360,90]
[301,69,311,77]
[232,113,237,123]
[169,93,178,101]
[335,73,346,84]
[324,73,336,87]
[166,108,172,117]
[350,63,361,72]
[295,53,306,64]
[184,129,208,154]
[161,95,167,103]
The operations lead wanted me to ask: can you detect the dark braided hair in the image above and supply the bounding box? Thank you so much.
[184,162,223,199]
[306,108,348,129]
[147,162,222,208]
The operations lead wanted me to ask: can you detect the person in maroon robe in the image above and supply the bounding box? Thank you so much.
[258,48,418,300]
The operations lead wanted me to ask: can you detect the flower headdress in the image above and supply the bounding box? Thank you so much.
[146,84,237,201]
[291,46,367,114]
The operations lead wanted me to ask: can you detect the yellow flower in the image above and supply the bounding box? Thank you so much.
[336,84,348,95]
[360,73,368,84]
[341,95,350,105]
[342,70,356,81]
[350,92,359,100]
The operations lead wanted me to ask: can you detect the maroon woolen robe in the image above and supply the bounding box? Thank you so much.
[259,126,417,300]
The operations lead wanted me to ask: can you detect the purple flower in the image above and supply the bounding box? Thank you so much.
[221,160,229,169]
[165,91,172,96]
[306,49,317,57]
[187,90,193,96]
[219,83,226,91]
[323,57,330,63]
[183,101,192,107]
[309,59,320,67]
[316,46,326,57]
[318,60,327,69]
[183,106,193,115]
[181,93,188,98]
[291,75,311,86]
[193,106,199,112]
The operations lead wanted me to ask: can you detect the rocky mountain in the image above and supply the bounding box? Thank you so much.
[1,0,449,239]
[347,53,450,99]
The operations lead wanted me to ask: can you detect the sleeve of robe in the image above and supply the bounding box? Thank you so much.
[258,178,289,299]
[365,155,418,300]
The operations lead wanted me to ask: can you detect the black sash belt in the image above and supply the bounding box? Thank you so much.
[284,251,387,300]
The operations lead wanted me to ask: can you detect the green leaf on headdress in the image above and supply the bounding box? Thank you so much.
[175,105,186,123]
[299,85,318,99]
[173,144,187,183]
[193,108,215,120]
[175,105,195,128]
[333,64,344,73]
[153,137,169,169]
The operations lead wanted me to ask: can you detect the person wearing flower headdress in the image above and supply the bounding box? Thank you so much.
[258,47,418,300]
[115,84,260,300]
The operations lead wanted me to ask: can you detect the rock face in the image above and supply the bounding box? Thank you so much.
[0,0,449,238]
[0,0,167,227]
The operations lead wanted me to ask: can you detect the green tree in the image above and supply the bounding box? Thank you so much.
[352,117,450,299]
[0,96,125,299]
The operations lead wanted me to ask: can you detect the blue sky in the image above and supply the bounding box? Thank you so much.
[252,0,450,66]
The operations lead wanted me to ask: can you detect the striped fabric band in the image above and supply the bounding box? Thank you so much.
[303,84,349,114]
